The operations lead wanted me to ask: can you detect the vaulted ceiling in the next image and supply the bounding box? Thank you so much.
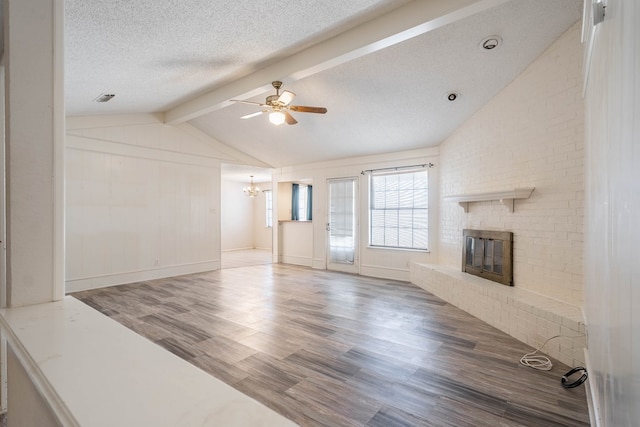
[65,0,582,173]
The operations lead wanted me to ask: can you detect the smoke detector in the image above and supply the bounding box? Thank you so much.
[93,93,115,103]
[480,36,502,51]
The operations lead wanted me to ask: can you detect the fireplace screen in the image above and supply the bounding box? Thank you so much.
[462,229,513,286]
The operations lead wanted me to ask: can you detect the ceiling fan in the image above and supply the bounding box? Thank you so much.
[231,81,327,125]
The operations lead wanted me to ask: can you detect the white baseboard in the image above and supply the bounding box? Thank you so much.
[312,258,326,269]
[360,264,409,281]
[65,261,220,293]
[222,247,272,252]
[584,349,601,427]
[279,255,313,268]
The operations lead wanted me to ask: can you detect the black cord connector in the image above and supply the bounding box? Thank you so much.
[561,366,588,388]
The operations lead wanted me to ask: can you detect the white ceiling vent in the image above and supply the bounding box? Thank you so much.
[93,93,115,103]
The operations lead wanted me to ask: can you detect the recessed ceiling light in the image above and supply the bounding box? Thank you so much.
[447,92,460,102]
[480,35,502,50]
[93,93,115,103]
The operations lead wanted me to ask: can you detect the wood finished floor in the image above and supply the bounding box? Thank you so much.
[72,264,589,427]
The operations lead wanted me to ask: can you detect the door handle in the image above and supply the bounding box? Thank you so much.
[326,222,331,231]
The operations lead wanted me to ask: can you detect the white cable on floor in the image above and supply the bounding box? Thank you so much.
[520,335,559,370]
[519,334,585,371]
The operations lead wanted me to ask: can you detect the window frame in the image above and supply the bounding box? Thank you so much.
[264,190,273,228]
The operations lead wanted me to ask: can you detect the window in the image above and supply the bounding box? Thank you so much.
[369,169,428,250]
[265,190,272,227]
[292,184,312,221]
[298,185,308,220]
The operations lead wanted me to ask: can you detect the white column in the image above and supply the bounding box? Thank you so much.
[3,0,65,306]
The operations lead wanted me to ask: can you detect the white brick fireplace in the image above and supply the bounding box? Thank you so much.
[411,22,585,367]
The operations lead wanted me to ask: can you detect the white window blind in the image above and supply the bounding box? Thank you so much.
[369,169,428,250]
[328,178,356,264]
[298,185,308,221]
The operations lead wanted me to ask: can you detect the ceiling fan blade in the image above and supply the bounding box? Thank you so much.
[289,105,327,114]
[277,90,296,106]
[231,99,266,107]
[284,111,298,125]
[241,110,266,119]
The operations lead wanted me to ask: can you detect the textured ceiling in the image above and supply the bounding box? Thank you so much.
[221,164,272,184]
[64,0,582,172]
[64,0,409,115]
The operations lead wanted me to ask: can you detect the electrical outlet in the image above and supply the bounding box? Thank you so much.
[154,259,160,266]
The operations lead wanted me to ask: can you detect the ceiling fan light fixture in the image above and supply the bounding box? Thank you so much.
[269,111,286,125]
[232,81,327,126]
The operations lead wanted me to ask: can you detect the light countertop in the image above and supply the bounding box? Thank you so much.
[0,296,298,427]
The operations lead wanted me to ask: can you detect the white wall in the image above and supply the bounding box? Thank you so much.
[438,22,584,304]
[3,0,65,306]
[273,148,438,280]
[583,0,640,424]
[65,114,261,291]
[279,221,313,267]
[277,182,293,221]
[220,179,273,251]
[253,184,273,250]
[220,179,254,251]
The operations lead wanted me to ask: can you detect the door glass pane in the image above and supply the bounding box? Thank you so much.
[494,241,504,274]
[465,237,474,266]
[472,238,483,268]
[329,179,356,264]
[484,239,494,272]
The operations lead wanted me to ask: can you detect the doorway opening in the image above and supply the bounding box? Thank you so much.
[220,164,273,269]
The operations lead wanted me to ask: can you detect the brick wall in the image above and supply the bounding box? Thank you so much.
[438,22,584,304]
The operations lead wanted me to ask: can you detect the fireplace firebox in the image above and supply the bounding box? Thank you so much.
[462,229,513,286]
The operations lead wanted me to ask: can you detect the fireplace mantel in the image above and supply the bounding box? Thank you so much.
[444,187,534,212]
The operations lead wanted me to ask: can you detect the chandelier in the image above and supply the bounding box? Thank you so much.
[243,175,261,197]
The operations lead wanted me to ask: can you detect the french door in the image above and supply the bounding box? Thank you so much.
[326,177,358,273]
